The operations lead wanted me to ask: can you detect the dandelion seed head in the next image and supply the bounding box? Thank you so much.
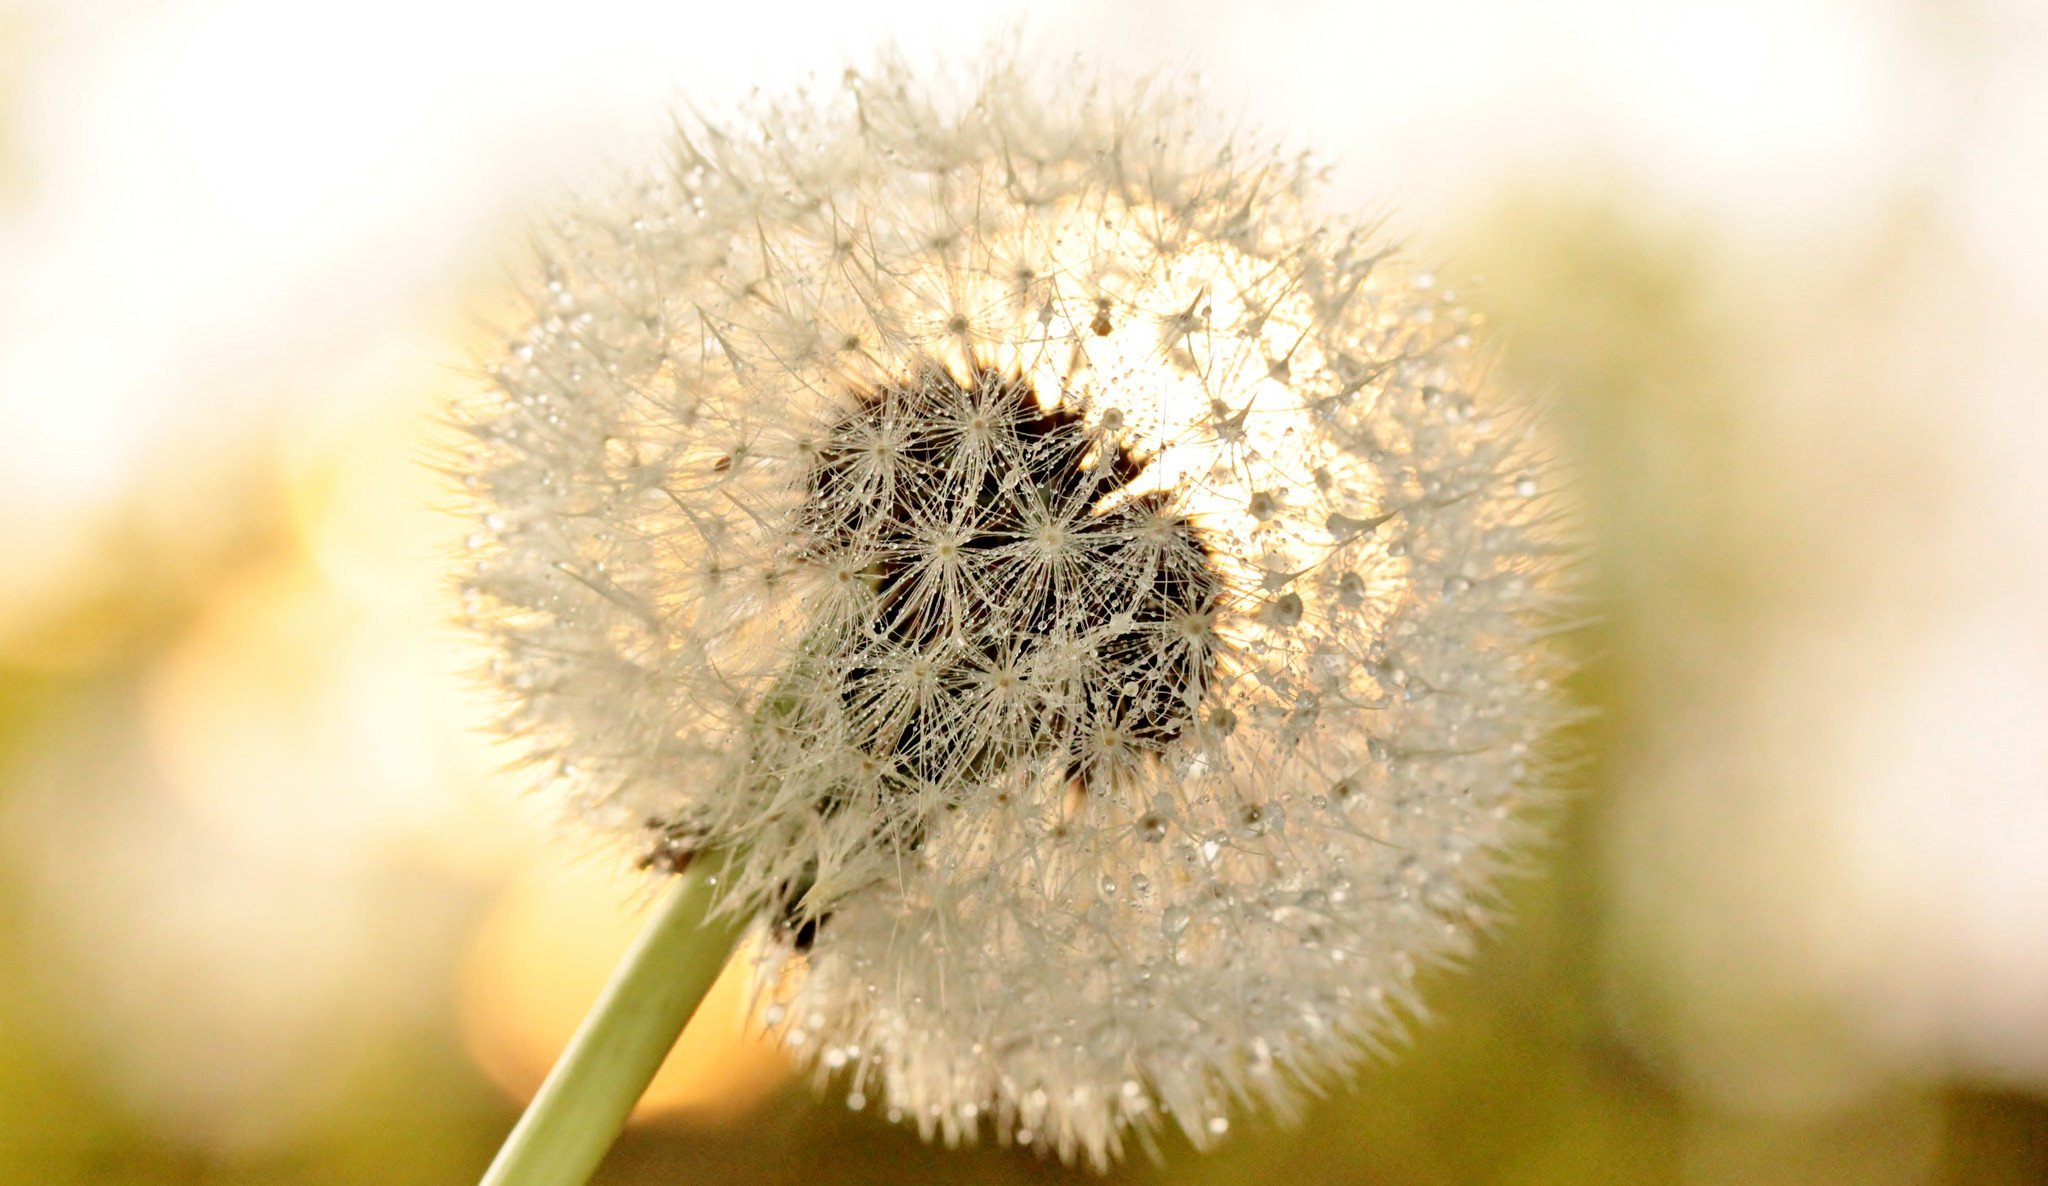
[458,55,1572,1170]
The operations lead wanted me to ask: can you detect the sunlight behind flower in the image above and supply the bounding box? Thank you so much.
[0,0,2045,1183]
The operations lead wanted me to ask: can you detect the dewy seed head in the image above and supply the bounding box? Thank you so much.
[456,53,1574,1170]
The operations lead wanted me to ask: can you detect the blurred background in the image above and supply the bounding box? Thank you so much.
[2,1,2044,1183]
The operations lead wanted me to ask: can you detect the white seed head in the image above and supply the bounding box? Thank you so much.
[456,56,1572,1170]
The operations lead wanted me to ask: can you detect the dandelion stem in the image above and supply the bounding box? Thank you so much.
[480,851,744,1186]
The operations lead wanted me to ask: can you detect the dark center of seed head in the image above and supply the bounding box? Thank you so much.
[802,363,1223,790]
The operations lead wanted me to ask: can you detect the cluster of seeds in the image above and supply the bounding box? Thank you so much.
[458,58,1571,1168]
[799,365,1221,793]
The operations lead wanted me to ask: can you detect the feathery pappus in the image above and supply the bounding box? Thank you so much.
[455,56,1574,1169]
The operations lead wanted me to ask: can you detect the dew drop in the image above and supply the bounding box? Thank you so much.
[1326,510,1384,540]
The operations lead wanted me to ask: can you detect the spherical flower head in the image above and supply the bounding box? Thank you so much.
[457,57,1572,1169]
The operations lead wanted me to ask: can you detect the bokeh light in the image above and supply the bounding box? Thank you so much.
[2,1,2044,1183]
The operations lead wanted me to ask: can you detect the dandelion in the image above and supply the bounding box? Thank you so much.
[458,55,1571,1180]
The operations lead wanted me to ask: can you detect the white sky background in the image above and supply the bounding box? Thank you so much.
[3,0,2016,556]
[2,0,2046,1103]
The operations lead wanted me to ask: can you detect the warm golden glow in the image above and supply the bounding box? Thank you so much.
[3,2,2046,1179]
[459,857,793,1123]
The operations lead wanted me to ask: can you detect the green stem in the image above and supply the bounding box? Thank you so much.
[480,851,745,1186]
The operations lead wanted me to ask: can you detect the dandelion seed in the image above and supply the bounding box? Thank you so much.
[458,54,1572,1171]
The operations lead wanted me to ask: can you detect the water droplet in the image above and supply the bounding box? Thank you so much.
[1326,510,1385,540]
[1265,592,1303,628]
